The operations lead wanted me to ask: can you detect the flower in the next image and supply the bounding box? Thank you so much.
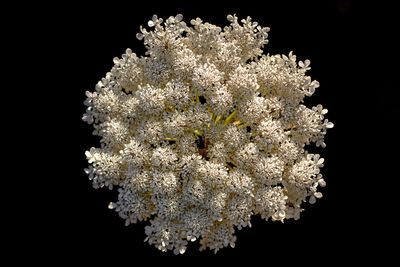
[83,14,333,254]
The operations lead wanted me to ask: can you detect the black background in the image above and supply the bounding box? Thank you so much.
[25,0,397,263]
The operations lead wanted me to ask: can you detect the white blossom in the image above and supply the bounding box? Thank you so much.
[83,14,333,254]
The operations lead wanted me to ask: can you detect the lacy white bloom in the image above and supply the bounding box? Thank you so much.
[83,14,333,254]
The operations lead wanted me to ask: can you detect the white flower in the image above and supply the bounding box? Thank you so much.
[83,14,333,254]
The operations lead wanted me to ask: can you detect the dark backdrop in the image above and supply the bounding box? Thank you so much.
[31,0,397,263]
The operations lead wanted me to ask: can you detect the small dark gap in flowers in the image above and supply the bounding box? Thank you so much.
[199,95,206,104]
[168,140,176,145]
[303,143,320,155]
[122,88,133,95]
[196,135,209,160]
[226,161,236,171]
[195,135,206,149]
[286,201,294,208]
[246,126,252,133]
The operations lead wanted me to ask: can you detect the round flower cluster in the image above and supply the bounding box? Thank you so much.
[83,14,333,254]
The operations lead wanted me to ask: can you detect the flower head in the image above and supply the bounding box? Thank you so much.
[83,14,333,254]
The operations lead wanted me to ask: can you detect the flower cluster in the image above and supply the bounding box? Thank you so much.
[83,14,333,254]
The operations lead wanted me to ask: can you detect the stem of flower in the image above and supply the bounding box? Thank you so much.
[224,110,237,125]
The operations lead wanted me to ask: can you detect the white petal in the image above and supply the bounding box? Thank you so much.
[312,80,320,88]
[148,20,155,27]
[145,226,152,235]
[136,33,143,40]
[318,179,326,187]
[314,192,323,198]
[175,14,183,22]
[326,122,334,128]
[85,151,92,159]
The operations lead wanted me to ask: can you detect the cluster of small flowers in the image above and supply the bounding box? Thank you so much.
[83,14,333,254]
